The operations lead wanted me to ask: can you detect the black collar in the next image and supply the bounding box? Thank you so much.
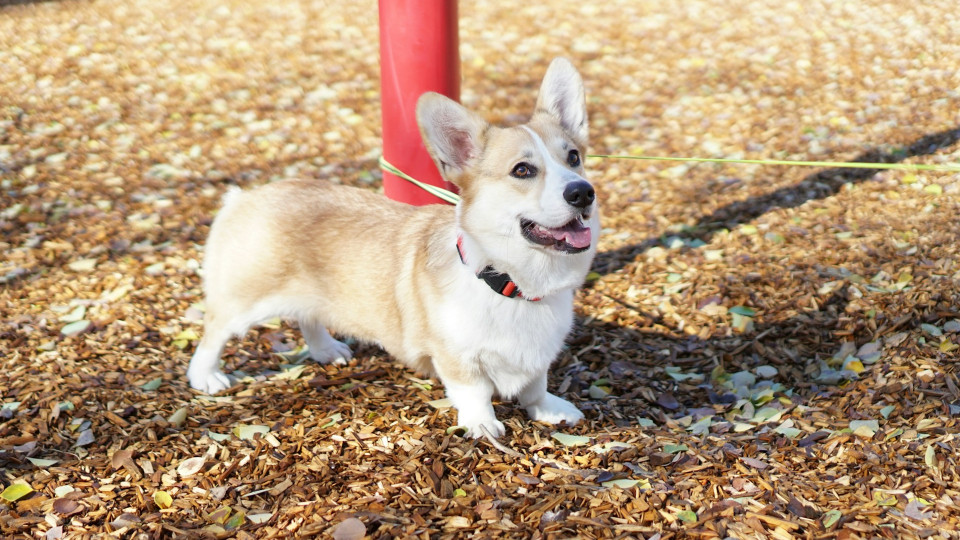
[456,236,540,301]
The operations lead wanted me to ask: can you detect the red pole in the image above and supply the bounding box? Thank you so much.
[378,0,460,205]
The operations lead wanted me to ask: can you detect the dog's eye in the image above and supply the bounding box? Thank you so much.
[510,162,537,179]
[567,149,581,167]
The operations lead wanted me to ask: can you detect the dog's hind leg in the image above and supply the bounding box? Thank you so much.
[301,320,351,365]
[518,372,585,426]
[187,315,235,394]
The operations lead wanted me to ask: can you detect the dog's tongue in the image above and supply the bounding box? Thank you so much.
[544,220,592,249]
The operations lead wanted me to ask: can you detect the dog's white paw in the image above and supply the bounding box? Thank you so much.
[308,338,352,365]
[461,417,506,439]
[526,393,584,425]
[188,368,233,394]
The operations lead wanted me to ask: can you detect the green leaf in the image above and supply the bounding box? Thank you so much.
[822,509,842,528]
[602,478,651,490]
[751,407,783,424]
[880,405,895,419]
[764,232,785,244]
[588,385,611,399]
[729,306,756,317]
[208,505,232,524]
[273,364,307,381]
[739,224,758,235]
[551,432,591,447]
[320,413,342,429]
[61,320,92,337]
[849,419,879,438]
[167,407,188,427]
[1,401,21,412]
[232,424,270,440]
[874,492,898,506]
[704,249,724,261]
[664,366,703,382]
[59,305,86,323]
[688,416,713,435]
[28,458,59,468]
[1,483,33,502]
[453,488,467,497]
[774,420,802,438]
[663,444,688,454]
[225,509,245,529]
[676,510,698,523]
[140,377,163,391]
[920,323,942,337]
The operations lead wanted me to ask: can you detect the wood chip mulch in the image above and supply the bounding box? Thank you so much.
[2,1,959,538]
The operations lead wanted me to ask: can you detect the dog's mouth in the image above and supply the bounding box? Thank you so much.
[520,215,592,254]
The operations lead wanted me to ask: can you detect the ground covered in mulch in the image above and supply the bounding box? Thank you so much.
[2,0,960,538]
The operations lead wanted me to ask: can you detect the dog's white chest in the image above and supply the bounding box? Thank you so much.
[436,288,575,398]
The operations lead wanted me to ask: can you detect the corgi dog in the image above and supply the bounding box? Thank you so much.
[186,57,599,438]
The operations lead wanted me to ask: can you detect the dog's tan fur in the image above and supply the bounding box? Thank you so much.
[187,58,598,437]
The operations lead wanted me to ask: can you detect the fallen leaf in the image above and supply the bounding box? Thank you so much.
[754,365,778,379]
[741,457,769,470]
[849,419,879,438]
[68,258,98,273]
[75,429,95,447]
[153,491,173,509]
[924,445,938,469]
[822,509,842,528]
[551,432,591,447]
[920,323,942,337]
[27,458,59,468]
[588,384,611,399]
[225,509,245,529]
[331,517,366,540]
[52,498,81,515]
[602,478,652,489]
[140,378,163,391]
[1,483,33,502]
[61,320,92,337]
[177,457,205,477]
[427,398,452,409]
[880,405,895,419]
[676,510,698,523]
[109,513,140,529]
[904,499,932,521]
[233,424,270,440]
[207,506,232,524]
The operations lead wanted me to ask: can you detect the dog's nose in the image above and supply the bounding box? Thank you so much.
[563,180,595,208]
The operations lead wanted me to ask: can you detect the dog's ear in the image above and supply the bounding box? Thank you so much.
[535,58,588,145]
[417,93,488,185]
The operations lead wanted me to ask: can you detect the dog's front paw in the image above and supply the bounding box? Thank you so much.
[458,415,506,439]
[307,338,352,365]
[526,393,584,426]
[188,368,233,394]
